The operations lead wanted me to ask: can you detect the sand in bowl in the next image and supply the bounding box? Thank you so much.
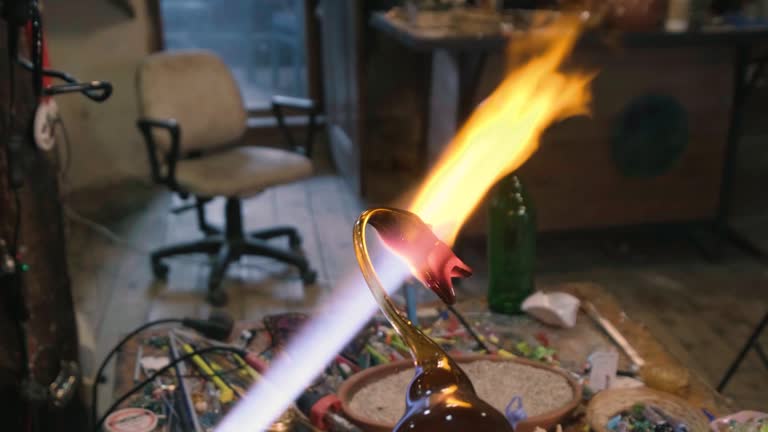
[349,360,574,425]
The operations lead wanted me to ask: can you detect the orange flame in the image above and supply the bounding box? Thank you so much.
[409,17,593,243]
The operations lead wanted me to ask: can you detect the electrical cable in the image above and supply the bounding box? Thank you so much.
[90,318,183,426]
[64,205,155,256]
[63,205,320,282]
[91,313,234,425]
[7,11,16,123]
[12,190,21,256]
[6,9,21,257]
[93,346,246,432]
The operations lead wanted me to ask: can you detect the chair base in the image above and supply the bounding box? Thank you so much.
[150,198,316,306]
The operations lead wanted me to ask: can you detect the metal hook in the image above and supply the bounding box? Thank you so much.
[16,57,113,102]
[45,81,113,102]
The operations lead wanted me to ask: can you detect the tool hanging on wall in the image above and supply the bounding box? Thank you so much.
[21,3,112,152]
[3,0,113,187]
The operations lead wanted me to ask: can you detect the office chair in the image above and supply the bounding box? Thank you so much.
[136,50,317,305]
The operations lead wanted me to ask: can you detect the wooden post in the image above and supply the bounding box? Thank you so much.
[0,21,86,431]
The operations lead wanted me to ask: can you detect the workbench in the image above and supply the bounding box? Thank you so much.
[370,10,768,258]
[109,282,732,431]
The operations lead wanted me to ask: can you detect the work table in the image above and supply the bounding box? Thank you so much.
[111,282,732,431]
[369,9,768,257]
[370,10,768,51]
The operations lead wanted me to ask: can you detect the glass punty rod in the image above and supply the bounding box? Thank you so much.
[353,207,514,432]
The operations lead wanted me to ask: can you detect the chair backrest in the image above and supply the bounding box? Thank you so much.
[136,50,247,154]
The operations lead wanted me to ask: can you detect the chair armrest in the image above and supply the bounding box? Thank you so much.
[136,117,181,187]
[271,95,319,158]
[272,95,316,111]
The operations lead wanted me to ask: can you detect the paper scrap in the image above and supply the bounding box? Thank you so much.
[140,356,170,371]
[588,350,619,391]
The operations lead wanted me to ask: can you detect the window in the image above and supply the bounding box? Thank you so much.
[160,0,308,110]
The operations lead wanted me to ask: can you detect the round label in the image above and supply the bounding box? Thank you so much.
[33,98,59,151]
[105,408,158,432]
[611,93,688,178]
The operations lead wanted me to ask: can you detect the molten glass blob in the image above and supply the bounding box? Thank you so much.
[366,208,472,305]
[353,208,514,432]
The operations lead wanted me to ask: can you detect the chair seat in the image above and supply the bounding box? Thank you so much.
[175,146,312,198]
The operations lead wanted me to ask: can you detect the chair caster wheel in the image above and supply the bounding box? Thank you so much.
[206,290,228,306]
[301,269,317,285]
[152,261,169,280]
[289,234,302,250]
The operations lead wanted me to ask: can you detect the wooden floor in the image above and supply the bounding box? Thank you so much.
[66,150,768,414]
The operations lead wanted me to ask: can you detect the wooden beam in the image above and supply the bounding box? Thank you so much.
[0,21,86,430]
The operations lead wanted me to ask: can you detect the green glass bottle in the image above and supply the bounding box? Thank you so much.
[487,174,536,315]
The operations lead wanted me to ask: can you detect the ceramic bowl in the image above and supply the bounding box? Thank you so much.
[587,387,711,432]
[337,354,582,432]
[710,411,768,432]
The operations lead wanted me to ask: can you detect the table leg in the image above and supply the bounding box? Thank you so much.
[717,311,768,392]
[425,49,489,167]
[457,51,489,123]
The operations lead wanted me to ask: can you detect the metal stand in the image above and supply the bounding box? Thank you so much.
[717,311,768,392]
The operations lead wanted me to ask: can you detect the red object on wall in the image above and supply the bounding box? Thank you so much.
[24,22,53,97]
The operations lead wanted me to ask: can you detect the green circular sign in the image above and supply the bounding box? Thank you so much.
[611,93,689,178]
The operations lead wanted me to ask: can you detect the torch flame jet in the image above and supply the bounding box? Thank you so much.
[216,15,593,432]
[410,16,592,243]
